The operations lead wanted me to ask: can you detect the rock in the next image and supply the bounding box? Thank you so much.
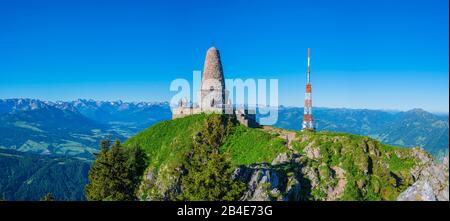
[139,165,182,201]
[232,161,302,201]
[271,152,301,165]
[362,138,369,153]
[233,164,279,201]
[412,147,433,165]
[398,181,437,201]
[326,166,347,201]
[271,152,290,165]
[283,176,302,201]
[301,166,319,188]
[443,155,449,168]
[398,154,449,201]
[304,142,321,159]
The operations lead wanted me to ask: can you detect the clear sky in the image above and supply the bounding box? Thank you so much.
[0,0,448,112]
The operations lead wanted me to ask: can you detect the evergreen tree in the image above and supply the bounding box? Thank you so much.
[85,139,147,201]
[85,140,111,201]
[178,114,245,201]
[100,139,110,154]
[126,145,148,191]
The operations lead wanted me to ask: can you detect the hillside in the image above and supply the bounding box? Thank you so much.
[0,149,90,201]
[0,99,125,159]
[1,99,447,200]
[124,113,287,173]
[273,107,449,158]
[124,113,444,201]
[0,99,171,158]
[1,99,447,159]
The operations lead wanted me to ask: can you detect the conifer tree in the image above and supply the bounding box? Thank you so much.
[85,139,147,201]
[178,114,244,201]
[85,140,111,201]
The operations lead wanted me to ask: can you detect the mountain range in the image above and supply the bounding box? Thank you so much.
[0,99,171,159]
[0,98,448,200]
[0,99,447,159]
[273,107,449,158]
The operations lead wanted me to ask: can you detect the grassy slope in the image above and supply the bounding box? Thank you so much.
[124,114,287,171]
[221,124,287,166]
[124,113,205,173]
[124,113,424,201]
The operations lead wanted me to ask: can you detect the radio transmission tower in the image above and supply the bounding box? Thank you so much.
[302,48,314,131]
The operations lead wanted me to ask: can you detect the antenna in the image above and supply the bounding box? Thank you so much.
[307,48,311,84]
[302,48,314,131]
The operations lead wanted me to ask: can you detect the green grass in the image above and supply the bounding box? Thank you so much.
[388,151,416,172]
[221,125,287,166]
[124,115,425,201]
[124,113,207,172]
[124,113,288,172]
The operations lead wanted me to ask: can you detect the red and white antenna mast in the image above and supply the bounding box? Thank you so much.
[302,48,314,131]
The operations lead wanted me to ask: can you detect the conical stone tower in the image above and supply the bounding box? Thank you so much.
[199,47,227,113]
[172,46,258,127]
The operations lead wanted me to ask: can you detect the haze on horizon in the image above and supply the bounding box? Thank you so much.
[0,0,448,113]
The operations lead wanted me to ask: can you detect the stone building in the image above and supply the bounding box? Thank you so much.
[172,46,258,128]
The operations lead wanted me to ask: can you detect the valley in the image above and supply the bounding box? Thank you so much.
[0,98,448,200]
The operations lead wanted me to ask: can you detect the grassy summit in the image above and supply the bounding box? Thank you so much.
[124,113,287,170]
[124,113,426,201]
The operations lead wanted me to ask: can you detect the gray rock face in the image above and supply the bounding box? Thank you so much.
[139,147,447,201]
[139,166,182,201]
[272,153,299,166]
[304,142,321,159]
[233,153,303,201]
[398,155,449,201]
[301,166,319,189]
[232,164,280,201]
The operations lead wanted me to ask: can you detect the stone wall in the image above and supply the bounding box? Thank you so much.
[172,107,193,119]
[235,109,259,128]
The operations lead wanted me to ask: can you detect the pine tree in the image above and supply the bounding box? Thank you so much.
[85,140,111,201]
[85,139,147,201]
[178,114,245,201]
[126,145,148,191]
[100,139,110,154]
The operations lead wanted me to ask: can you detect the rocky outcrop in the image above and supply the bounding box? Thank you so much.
[397,155,449,201]
[138,165,182,201]
[326,166,347,201]
[271,152,295,165]
[140,149,448,202]
[232,153,303,201]
[303,142,321,159]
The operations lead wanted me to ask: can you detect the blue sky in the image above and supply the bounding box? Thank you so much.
[0,0,448,112]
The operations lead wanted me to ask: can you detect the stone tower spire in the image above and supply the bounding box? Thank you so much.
[199,47,226,113]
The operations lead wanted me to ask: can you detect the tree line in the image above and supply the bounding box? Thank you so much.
[84,114,245,201]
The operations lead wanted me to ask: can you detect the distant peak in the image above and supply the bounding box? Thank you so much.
[406,108,427,113]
